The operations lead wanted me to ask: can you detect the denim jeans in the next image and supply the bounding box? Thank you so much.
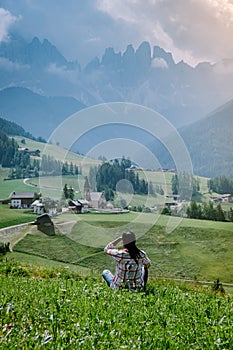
[102,267,148,290]
[102,269,114,287]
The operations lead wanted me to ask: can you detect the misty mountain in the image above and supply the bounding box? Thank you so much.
[81,42,233,126]
[147,99,233,178]
[1,34,233,178]
[0,34,80,70]
[0,87,85,139]
[179,100,233,178]
[144,100,233,178]
[1,35,233,129]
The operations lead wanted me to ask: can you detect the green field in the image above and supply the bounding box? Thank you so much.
[1,156,233,348]
[0,136,101,200]
[0,167,38,199]
[1,140,233,285]
[1,211,232,285]
[0,138,213,207]
[0,271,232,349]
[15,136,100,175]
[0,205,35,229]
[0,171,89,201]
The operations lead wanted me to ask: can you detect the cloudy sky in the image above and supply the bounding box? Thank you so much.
[1,0,233,67]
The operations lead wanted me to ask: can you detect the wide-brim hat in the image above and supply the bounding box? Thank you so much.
[122,231,136,245]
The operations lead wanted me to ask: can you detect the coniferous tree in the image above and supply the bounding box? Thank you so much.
[74,165,79,175]
[186,201,202,219]
[172,174,179,195]
[69,162,74,175]
[228,208,233,222]
[89,166,98,191]
[62,162,69,175]
[208,175,233,194]
[104,186,115,201]
[63,184,69,199]
[95,158,148,196]
[68,186,74,200]
[148,181,156,195]
[215,203,226,221]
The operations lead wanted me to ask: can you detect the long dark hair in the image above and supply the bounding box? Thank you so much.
[122,231,142,263]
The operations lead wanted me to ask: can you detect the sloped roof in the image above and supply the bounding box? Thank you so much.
[78,199,89,205]
[10,192,35,199]
[69,200,82,207]
[32,200,44,207]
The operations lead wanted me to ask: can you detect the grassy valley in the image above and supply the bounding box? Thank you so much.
[1,133,233,348]
[1,22,233,348]
[1,137,232,284]
[1,211,232,285]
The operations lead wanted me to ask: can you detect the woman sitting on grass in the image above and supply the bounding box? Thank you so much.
[102,231,151,291]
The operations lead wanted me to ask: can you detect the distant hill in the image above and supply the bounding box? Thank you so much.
[0,87,86,139]
[0,116,44,142]
[179,100,233,178]
[1,98,232,180]
[129,98,233,178]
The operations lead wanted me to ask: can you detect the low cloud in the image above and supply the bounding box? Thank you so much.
[0,57,29,71]
[213,59,233,75]
[0,7,18,42]
[97,0,233,66]
[2,1,233,67]
[47,63,80,83]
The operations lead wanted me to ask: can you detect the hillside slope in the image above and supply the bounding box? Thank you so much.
[0,87,85,139]
[180,99,233,178]
[1,271,231,349]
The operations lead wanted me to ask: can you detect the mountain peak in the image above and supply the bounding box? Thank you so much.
[101,47,121,69]
[30,36,41,46]
[26,36,72,68]
[123,44,135,56]
[153,46,175,66]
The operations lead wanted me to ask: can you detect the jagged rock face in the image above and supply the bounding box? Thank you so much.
[0,35,79,69]
[0,35,233,178]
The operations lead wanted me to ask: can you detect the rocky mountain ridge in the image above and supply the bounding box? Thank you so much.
[1,35,233,127]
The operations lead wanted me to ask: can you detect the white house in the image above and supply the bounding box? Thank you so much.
[10,191,35,209]
[220,194,233,203]
[31,200,45,215]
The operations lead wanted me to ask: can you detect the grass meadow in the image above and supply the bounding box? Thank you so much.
[0,205,35,229]
[1,210,232,285]
[0,167,38,200]
[1,160,233,348]
[0,270,232,349]
[15,136,100,176]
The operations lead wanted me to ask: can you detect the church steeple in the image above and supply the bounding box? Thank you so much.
[84,176,91,201]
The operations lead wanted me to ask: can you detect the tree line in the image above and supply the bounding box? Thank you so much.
[7,154,80,179]
[171,172,200,200]
[207,175,233,194]
[89,158,149,201]
[0,132,21,168]
[0,132,80,179]
[40,155,79,177]
[186,200,233,222]
[0,117,46,142]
